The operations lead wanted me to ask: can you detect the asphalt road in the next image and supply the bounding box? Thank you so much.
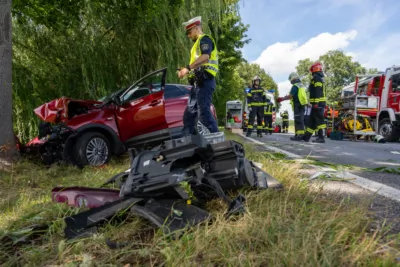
[246,132,400,236]
[255,133,400,170]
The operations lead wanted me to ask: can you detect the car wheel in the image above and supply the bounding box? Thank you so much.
[74,132,111,167]
[197,120,211,135]
[378,118,400,142]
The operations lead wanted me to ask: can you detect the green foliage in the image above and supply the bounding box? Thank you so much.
[12,0,248,142]
[295,50,379,103]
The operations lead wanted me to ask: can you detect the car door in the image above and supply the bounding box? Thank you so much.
[388,73,400,112]
[164,84,191,129]
[115,68,168,143]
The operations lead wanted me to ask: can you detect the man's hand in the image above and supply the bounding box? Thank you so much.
[178,68,189,79]
[277,97,284,103]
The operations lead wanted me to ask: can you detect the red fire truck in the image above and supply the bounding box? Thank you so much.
[343,66,400,141]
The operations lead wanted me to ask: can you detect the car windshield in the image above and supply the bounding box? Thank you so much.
[98,88,126,102]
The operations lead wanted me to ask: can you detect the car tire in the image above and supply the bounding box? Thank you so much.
[73,132,111,167]
[378,118,400,142]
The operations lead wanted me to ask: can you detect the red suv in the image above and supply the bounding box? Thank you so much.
[24,68,217,166]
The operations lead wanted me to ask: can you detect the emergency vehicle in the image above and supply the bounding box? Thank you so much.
[339,66,400,142]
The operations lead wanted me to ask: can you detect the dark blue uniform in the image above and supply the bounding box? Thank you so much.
[182,36,218,135]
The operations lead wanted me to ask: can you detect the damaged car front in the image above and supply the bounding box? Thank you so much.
[24,96,111,165]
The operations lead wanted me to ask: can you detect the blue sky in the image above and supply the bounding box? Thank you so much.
[238,0,400,117]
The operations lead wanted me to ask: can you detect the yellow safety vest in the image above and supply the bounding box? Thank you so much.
[290,82,308,109]
[189,34,219,77]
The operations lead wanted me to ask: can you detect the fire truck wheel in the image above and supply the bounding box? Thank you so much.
[378,118,400,142]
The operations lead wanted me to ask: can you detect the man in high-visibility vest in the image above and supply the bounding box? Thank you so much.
[246,76,267,137]
[280,110,289,133]
[263,94,275,135]
[178,16,219,135]
[277,72,308,141]
[303,62,326,143]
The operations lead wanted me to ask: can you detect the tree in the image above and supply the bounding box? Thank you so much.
[295,50,369,102]
[12,0,250,141]
[0,0,17,167]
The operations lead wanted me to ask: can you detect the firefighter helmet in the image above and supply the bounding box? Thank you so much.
[288,72,300,83]
[310,62,323,73]
[252,76,261,85]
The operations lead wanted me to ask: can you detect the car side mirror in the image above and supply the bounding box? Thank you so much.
[112,95,121,106]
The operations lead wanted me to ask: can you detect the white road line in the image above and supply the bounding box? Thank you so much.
[238,133,400,203]
[238,133,301,159]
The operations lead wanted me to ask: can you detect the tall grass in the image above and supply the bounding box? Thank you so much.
[0,133,398,266]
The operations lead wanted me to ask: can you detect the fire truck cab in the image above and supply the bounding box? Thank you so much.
[349,66,400,141]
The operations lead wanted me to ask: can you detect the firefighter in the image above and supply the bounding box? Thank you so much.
[178,16,219,135]
[263,94,275,135]
[280,110,289,133]
[277,72,308,141]
[303,62,326,143]
[246,76,267,137]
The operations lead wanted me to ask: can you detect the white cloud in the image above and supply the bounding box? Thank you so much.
[253,30,358,78]
[357,33,400,70]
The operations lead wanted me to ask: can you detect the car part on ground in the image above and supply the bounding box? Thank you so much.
[52,134,282,245]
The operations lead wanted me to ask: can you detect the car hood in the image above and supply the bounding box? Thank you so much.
[34,97,102,123]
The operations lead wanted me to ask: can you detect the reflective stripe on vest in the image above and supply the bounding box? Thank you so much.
[190,34,219,77]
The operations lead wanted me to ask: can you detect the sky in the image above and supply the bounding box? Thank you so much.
[238,0,400,118]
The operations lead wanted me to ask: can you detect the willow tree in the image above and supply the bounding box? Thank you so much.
[12,0,249,141]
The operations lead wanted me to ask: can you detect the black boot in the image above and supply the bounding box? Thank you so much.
[290,135,303,141]
[246,128,253,137]
[303,132,312,142]
[312,129,325,143]
[257,130,263,138]
[269,130,273,135]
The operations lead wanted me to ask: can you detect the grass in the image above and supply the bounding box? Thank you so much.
[0,131,399,266]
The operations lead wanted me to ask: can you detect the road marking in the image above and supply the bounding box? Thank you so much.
[238,132,400,203]
[238,133,302,159]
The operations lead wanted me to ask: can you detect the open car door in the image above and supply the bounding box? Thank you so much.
[115,68,168,146]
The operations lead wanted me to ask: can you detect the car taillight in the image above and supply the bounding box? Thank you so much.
[55,195,68,203]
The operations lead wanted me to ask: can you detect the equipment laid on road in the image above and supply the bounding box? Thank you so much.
[226,100,243,130]
[333,94,377,141]
[51,134,282,244]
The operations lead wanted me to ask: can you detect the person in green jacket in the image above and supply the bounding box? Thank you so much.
[277,72,308,141]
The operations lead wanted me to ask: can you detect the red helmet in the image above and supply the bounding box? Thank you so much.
[310,62,323,73]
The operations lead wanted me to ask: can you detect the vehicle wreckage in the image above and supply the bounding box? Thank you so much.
[21,68,217,167]
[51,134,282,247]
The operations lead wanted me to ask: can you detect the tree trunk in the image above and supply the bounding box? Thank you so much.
[0,0,17,169]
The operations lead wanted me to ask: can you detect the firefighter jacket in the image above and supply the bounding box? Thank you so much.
[247,86,267,107]
[281,112,289,122]
[264,102,275,115]
[290,82,308,109]
[309,72,326,107]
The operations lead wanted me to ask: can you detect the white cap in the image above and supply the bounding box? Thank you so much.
[182,16,202,31]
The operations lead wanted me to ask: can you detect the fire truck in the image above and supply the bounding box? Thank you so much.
[340,65,400,142]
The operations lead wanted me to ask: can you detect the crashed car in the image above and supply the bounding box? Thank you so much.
[24,68,217,166]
